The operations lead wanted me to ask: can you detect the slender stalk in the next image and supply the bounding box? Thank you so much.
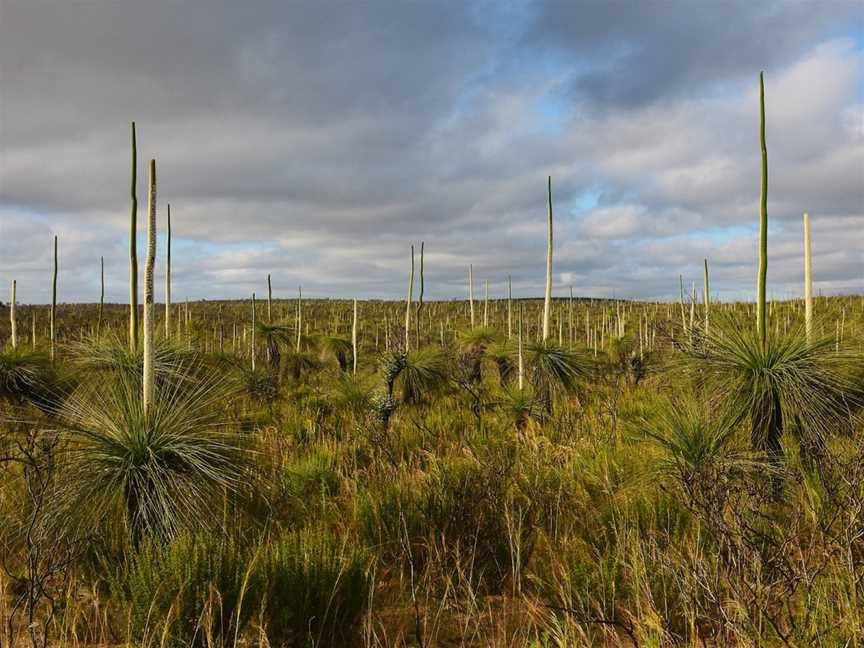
[50,235,57,361]
[251,293,256,371]
[543,176,553,342]
[483,280,489,327]
[803,212,813,343]
[352,298,358,375]
[165,204,171,338]
[757,71,769,349]
[267,273,272,322]
[517,303,524,390]
[468,264,475,328]
[129,122,139,352]
[416,242,424,345]
[295,286,302,353]
[405,245,415,350]
[507,275,512,340]
[97,256,105,337]
[9,280,17,349]
[703,258,710,333]
[142,159,157,416]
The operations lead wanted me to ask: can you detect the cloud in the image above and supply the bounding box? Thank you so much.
[1,0,861,303]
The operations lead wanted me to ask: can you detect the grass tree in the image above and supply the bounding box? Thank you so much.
[680,72,862,465]
[142,160,157,416]
[543,176,553,342]
[129,121,139,352]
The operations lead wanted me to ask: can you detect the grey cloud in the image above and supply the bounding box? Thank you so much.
[1,0,861,304]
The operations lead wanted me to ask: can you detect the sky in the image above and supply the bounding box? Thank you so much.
[1,0,862,304]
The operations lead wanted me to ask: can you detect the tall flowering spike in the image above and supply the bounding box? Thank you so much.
[98,256,105,337]
[142,159,157,416]
[50,235,58,361]
[295,286,302,353]
[9,280,17,349]
[267,273,272,322]
[165,204,171,338]
[129,122,139,352]
[757,71,769,349]
[483,279,489,327]
[517,303,524,390]
[352,298,358,375]
[703,258,710,332]
[405,245,414,350]
[803,213,813,343]
[507,275,512,340]
[468,264,475,327]
[416,242,424,344]
[543,176,553,342]
[251,293,256,371]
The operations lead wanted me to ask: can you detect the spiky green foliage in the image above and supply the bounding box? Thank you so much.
[496,385,537,430]
[329,374,375,417]
[640,396,762,490]
[390,347,450,404]
[260,526,369,648]
[525,341,591,411]
[66,335,196,384]
[254,321,292,372]
[679,317,862,461]
[457,327,497,382]
[317,335,354,372]
[0,348,60,410]
[55,365,251,541]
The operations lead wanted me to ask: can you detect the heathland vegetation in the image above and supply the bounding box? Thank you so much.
[1,75,862,647]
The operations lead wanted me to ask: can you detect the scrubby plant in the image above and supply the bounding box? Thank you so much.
[111,531,258,647]
[259,526,370,647]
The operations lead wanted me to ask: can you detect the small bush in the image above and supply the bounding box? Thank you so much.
[260,526,370,647]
